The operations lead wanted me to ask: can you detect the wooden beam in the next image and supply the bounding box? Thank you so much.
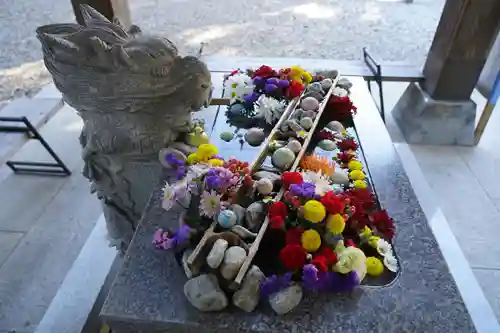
[70,0,131,28]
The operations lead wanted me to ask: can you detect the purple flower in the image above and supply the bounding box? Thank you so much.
[253,76,265,86]
[152,228,173,249]
[277,80,290,89]
[302,264,320,291]
[175,166,186,180]
[173,225,193,246]
[244,92,260,104]
[152,225,193,250]
[290,182,316,198]
[166,153,183,168]
[206,167,236,192]
[301,270,359,293]
[264,83,278,94]
[266,77,279,85]
[205,174,221,189]
[260,273,293,298]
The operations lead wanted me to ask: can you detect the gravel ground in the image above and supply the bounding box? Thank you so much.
[0,0,445,101]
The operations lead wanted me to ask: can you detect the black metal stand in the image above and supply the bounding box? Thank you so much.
[0,116,71,176]
[363,48,386,122]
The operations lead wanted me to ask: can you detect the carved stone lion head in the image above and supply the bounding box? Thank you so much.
[36,5,212,114]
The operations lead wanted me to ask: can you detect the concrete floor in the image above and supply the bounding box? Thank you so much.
[0,0,444,100]
[0,90,103,333]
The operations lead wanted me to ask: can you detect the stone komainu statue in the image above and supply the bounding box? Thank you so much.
[37,5,212,251]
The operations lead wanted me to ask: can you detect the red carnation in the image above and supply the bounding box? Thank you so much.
[286,80,305,99]
[268,201,287,218]
[270,216,285,229]
[345,188,376,211]
[280,244,307,271]
[327,95,357,120]
[336,151,355,165]
[338,138,359,152]
[320,191,345,215]
[318,247,338,265]
[316,130,338,141]
[252,65,276,79]
[311,255,328,272]
[371,209,395,239]
[285,227,304,245]
[281,172,303,188]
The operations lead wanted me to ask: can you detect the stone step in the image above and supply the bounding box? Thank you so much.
[0,92,63,166]
[35,215,117,333]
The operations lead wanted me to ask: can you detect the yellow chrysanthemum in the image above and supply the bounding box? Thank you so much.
[196,144,218,160]
[353,180,367,189]
[347,160,363,171]
[349,170,365,181]
[366,257,384,277]
[301,229,322,252]
[208,158,223,167]
[302,72,313,84]
[326,214,345,234]
[303,200,326,223]
[187,153,199,165]
[368,235,381,248]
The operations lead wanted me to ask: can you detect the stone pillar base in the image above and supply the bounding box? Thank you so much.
[392,82,476,146]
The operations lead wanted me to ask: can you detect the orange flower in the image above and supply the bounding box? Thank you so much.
[300,154,335,175]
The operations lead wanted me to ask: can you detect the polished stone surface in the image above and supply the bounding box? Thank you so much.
[101,80,476,332]
[392,82,476,146]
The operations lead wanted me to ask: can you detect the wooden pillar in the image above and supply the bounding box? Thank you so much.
[422,0,500,101]
[392,0,500,146]
[71,0,131,28]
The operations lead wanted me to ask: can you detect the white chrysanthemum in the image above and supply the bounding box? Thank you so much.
[199,190,223,218]
[162,182,175,211]
[254,95,286,124]
[301,170,332,195]
[384,253,399,272]
[376,238,393,257]
[332,87,348,98]
[224,73,254,103]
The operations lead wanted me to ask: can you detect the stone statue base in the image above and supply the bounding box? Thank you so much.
[392,82,476,146]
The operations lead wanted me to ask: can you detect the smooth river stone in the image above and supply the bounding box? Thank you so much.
[184,274,228,312]
[318,139,337,151]
[245,128,266,147]
[228,103,246,115]
[230,204,246,225]
[220,246,247,280]
[220,132,234,142]
[331,169,350,185]
[269,284,303,315]
[206,238,229,269]
[256,178,273,195]
[301,97,319,111]
[337,77,353,89]
[245,202,266,231]
[299,117,313,130]
[272,147,295,170]
[233,265,265,312]
[326,120,346,133]
[286,139,302,154]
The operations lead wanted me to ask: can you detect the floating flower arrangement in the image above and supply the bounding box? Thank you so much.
[223,65,314,129]
[153,70,398,315]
